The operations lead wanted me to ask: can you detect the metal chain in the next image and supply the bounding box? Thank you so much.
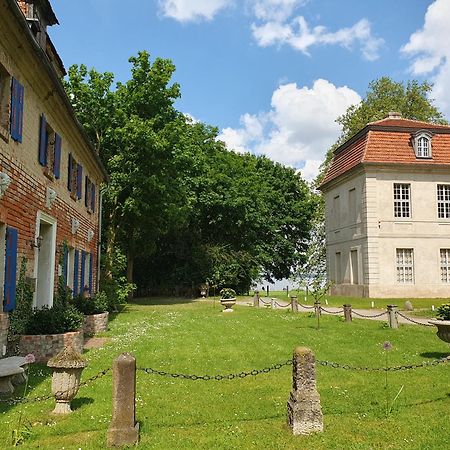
[298,303,315,310]
[352,310,388,318]
[259,298,271,305]
[274,301,291,308]
[138,360,292,381]
[320,307,344,314]
[316,356,449,372]
[395,311,434,327]
[0,368,111,405]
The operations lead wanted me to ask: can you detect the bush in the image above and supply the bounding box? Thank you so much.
[25,305,84,335]
[72,292,108,315]
[437,303,450,321]
[220,288,236,299]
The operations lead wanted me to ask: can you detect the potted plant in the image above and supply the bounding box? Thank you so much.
[219,288,236,313]
[429,303,450,343]
[72,291,109,336]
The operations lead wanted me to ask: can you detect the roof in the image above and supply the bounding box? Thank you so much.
[319,117,450,189]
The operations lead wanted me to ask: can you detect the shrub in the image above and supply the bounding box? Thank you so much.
[220,288,236,299]
[72,292,108,315]
[436,303,450,321]
[25,305,84,335]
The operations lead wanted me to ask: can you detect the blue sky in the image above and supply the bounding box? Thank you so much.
[48,0,450,179]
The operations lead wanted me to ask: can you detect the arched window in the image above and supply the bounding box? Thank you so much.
[412,130,433,158]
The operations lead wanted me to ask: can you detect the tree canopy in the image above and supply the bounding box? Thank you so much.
[65,51,315,295]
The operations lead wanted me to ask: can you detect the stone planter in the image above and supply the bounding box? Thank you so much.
[428,320,450,343]
[47,346,87,414]
[220,298,236,313]
[83,311,109,336]
[19,330,84,363]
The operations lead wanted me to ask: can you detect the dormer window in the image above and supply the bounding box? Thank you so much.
[412,130,433,159]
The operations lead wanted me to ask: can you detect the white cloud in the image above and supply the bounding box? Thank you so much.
[401,0,450,116]
[158,0,233,22]
[250,0,305,22]
[252,15,384,60]
[218,79,361,181]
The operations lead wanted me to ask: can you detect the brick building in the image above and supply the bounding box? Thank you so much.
[320,113,450,298]
[0,0,107,352]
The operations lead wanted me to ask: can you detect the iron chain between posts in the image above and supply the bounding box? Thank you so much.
[316,356,449,371]
[274,301,291,308]
[259,298,271,306]
[298,303,315,310]
[0,367,111,405]
[352,310,388,318]
[138,360,292,381]
[395,311,435,327]
[320,307,344,315]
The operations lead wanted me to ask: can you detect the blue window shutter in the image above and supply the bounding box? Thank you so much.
[38,114,47,166]
[77,164,83,200]
[54,133,62,179]
[89,253,93,294]
[73,250,79,295]
[63,246,68,286]
[67,153,73,191]
[10,78,24,143]
[4,227,18,312]
[91,183,96,212]
[85,176,89,207]
[80,250,86,294]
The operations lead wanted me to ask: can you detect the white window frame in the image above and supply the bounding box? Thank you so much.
[412,130,433,159]
[396,248,414,284]
[437,184,450,219]
[394,183,411,218]
[440,249,450,283]
[67,247,75,293]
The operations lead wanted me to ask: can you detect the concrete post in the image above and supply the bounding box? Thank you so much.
[387,305,398,329]
[107,353,139,447]
[314,301,321,317]
[253,291,260,307]
[287,347,323,435]
[271,298,275,309]
[343,304,352,322]
[291,296,298,313]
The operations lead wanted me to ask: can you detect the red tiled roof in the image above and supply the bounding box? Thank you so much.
[320,118,450,188]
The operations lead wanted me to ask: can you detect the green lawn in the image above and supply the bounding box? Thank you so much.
[1,298,449,449]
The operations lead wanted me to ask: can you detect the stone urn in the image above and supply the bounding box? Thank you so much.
[220,298,236,313]
[47,346,87,414]
[428,320,450,344]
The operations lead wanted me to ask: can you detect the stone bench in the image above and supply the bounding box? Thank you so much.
[0,356,29,394]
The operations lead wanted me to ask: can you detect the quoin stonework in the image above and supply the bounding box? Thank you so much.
[0,0,107,352]
[320,112,450,298]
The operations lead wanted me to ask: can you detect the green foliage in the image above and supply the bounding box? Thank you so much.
[219,288,236,299]
[318,77,447,184]
[72,292,108,315]
[436,303,450,320]
[8,258,33,336]
[25,305,84,335]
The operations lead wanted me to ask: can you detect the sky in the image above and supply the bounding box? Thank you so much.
[48,0,450,180]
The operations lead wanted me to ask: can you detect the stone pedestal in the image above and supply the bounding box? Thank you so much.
[287,347,323,435]
[107,353,139,447]
[253,291,260,307]
[343,304,352,322]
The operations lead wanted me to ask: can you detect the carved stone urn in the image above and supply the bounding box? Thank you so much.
[47,346,87,414]
[428,320,450,344]
[220,298,236,313]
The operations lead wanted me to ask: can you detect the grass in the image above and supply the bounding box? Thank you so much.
[1,298,449,449]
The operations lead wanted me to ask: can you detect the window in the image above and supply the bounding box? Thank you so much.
[38,114,61,179]
[85,177,96,213]
[440,249,450,283]
[335,252,341,283]
[350,249,359,285]
[333,195,340,226]
[412,130,432,158]
[0,69,24,142]
[394,184,411,218]
[437,185,450,219]
[348,188,356,224]
[68,153,82,200]
[396,249,414,283]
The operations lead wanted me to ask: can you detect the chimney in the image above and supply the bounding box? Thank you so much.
[386,111,402,119]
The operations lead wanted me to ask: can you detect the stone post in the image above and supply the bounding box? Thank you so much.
[271,298,275,309]
[287,347,323,435]
[343,304,352,322]
[387,305,398,329]
[314,301,321,317]
[107,353,139,447]
[253,291,260,308]
[291,296,298,313]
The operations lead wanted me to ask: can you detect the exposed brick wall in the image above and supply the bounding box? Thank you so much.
[83,312,109,336]
[19,330,84,363]
[0,312,9,356]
